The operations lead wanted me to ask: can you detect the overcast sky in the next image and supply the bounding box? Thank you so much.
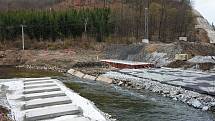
[193,0,215,24]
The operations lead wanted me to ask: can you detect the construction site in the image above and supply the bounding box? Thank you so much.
[0,0,215,121]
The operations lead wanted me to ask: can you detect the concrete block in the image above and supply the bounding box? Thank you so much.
[57,116,91,121]
[24,80,54,85]
[83,74,96,81]
[24,96,72,109]
[73,71,85,78]
[96,76,113,84]
[24,91,66,101]
[25,104,82,121]
[68,69,75,75]
[24,86,61,94]
[23,77,51,82]
[24,83,57,89]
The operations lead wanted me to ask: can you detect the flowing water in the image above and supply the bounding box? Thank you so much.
[0,66,215,121]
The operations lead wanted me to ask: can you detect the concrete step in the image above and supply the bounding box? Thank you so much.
[24,80,54,85]
[24,83,57,89]
[24,96,72,109]
[55,116,91,121]
[24,86,61,94]
[25,104,82,121]
[24,91,66,101]
[23,77,51,82]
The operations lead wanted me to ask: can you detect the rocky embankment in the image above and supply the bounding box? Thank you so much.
[100,71,215,112]
[16,65,66,73]
[113,79,215,111]
[0,85,13,121]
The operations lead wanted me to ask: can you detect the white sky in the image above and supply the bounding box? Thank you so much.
[193,0,215,24]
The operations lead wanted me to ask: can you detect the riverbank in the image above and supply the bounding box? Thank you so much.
[11,63,215,112]
[66,67,215,112]
[0,46,215,112]
[0,66,215,121]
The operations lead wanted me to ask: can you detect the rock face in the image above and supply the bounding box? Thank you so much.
[193,9,215,44]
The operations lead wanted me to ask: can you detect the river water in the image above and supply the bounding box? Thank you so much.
[0,66,215,121]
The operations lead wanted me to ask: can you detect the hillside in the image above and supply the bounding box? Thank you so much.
[0,0,198,45]
[0,0,64,10]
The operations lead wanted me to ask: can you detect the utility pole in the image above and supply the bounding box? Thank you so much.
[84,18,88,33]
[142,7,149,43]
[21,25,26,50]
[145,7,149,40]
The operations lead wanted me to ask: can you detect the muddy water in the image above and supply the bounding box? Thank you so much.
[0,66,62,78]
[0,67,215,121]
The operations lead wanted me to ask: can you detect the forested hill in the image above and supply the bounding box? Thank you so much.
[0,0,63,10]
[0,0,196,43]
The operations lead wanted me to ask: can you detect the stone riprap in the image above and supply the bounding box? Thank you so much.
[0,78,108,121]
[102,67,215,111]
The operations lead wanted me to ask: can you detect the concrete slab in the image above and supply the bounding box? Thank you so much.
[83,74,96,81]
[73,71,85,78]
[25,104,82,121]
[24,83,57,89]
[24,91,66,101]
[24,86,61,94]
[96,76,113,84]
[68,69,75,75]
[24,80,54,85]
[23,77,51,82]
[24,96,72,109]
